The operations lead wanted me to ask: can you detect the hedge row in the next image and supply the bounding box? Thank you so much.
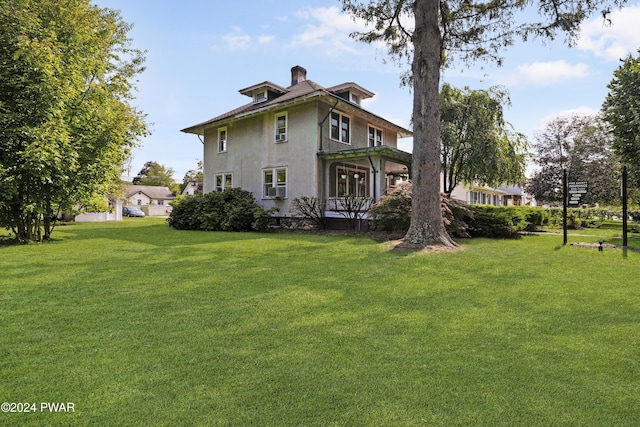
[167,188,276,232]
[466,206,547,238]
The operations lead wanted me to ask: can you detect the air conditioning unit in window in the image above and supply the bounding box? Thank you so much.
[276,133,286,142]
[268,187,286,198]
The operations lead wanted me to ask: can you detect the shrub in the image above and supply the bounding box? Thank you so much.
[367,183,412,232]
[367,183,471,237]
[368,183,412,232]
[442,196,472,238]
[167,188,276,232]
[467,206,528,238]
[521,206,549,231]
[291,197,327,229]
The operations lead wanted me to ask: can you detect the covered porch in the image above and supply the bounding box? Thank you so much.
[317,146,412,229]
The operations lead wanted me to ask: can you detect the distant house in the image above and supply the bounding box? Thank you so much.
[181,65,413,226]
[74,196,123,222]
[181,181,202,196]
[449,182,535,206]
[125,185,174,215]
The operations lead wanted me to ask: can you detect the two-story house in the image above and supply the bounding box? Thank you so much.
[181,66,413,224]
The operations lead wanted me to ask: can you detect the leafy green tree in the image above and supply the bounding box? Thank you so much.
[440,84,529,195]
[342,0,628,248]
[180,160,204,194]
[0,0,148,242]
[602,49,640,187]
[527,114,619,205]
[569,119,620,205]
[134,161,175,187]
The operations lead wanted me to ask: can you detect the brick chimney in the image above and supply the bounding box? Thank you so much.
[291,65,307,86]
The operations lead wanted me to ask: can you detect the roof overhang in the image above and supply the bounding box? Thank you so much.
[181,91,413,140]
[318,145,412,164]
[181,91,328,136]
[239,81,288,97]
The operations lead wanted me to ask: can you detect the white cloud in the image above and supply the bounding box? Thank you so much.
[258,35,276,45]
[222,27,251,51]
[577,4,640,61]
[217,27,275,51]
[289,6,371,55]
[534,106,600,131]
[517,60,590,85]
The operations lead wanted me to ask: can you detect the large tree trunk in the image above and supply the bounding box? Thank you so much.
[402,0,456,248]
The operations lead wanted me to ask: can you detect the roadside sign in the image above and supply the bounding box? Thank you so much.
[568,181,588,206]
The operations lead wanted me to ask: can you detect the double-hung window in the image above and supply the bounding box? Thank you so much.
[275,113,287,142]
[330,112,350,144]
[218,127,227,153]
[368,125,383,147]
[214,173,232,192]
[263,167,287,198]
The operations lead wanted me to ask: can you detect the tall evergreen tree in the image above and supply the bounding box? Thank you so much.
[602,48,640,188]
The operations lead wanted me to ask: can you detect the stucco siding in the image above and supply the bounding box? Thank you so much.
[201,102,321,216]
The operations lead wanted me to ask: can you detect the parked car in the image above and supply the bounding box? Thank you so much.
[123,206,145,217]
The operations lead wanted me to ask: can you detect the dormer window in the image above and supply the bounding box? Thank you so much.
[239,82,288,104]
[254,90,268,103]
[350,93,360,105]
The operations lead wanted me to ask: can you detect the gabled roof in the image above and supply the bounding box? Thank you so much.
[125,185,174,200]
[181,68,412,138]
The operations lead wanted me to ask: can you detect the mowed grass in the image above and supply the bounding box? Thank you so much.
[1,218,639,426]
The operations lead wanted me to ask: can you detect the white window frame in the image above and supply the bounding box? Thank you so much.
[263,167,287,199]
[254,90,268,103]
[368,125,383,147]
[275,112,288,143]
[330,112,351,144]
[214,173,233,192]
[217,127,227,153]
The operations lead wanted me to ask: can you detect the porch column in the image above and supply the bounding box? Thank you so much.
[373,157,386,201]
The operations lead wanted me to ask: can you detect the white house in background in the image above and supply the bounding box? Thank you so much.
[449,182,535,206]
[181,181,202,196]
[74,196,123,222]
[181,65,413,227]
[124,185,174,215]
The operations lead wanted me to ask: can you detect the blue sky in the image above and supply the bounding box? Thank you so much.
[93,0,640,181]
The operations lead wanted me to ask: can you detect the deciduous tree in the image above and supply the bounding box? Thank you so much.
[342,0,627,248]
[0,0,148,242]
[134,161,175,188]
[526,114,619,205]
[440,83,528,195]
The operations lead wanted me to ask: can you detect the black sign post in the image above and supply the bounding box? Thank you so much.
[563,170,568,245]
[622,166,628,256]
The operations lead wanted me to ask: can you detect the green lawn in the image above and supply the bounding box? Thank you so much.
[1,218,639,426]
